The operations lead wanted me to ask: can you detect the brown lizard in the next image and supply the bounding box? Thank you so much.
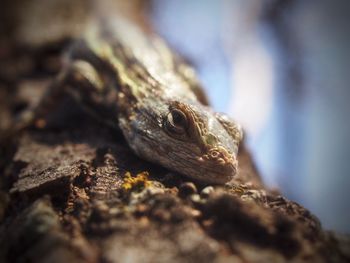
[23,17,243,184]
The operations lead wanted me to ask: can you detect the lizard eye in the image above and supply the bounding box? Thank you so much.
[165,109,188,135]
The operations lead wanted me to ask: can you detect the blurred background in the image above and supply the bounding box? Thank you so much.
[150,0,350,233]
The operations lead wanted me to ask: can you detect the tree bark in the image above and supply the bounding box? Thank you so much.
[0,0,349,262]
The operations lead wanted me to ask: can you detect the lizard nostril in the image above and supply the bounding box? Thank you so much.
[210,150,220,158]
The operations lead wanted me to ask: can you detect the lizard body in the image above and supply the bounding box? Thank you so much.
[33,17,243,184]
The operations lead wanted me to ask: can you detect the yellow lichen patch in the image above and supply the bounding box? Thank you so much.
[121,171,151,192]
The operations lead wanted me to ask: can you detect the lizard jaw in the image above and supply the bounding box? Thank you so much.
[196,146,238,183]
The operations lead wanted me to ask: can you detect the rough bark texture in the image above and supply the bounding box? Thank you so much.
[0,0,349,262]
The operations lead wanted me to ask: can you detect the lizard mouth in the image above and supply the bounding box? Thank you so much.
[195,146,238,183]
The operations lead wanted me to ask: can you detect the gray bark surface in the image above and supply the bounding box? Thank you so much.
[0,0,349,262]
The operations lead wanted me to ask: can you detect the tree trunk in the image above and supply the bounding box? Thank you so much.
[0,0,349,262]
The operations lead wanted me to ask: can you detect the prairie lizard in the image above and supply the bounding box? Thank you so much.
[27,17,243,184]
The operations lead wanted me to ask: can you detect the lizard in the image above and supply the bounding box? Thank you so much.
[23,17,243,184]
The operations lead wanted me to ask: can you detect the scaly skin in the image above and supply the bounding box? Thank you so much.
[34,17,243,184]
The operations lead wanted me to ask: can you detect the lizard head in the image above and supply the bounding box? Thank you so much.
[123,99,243,184]
[161,101,242,184]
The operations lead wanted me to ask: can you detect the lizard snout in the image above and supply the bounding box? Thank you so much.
[199,146,238,175]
